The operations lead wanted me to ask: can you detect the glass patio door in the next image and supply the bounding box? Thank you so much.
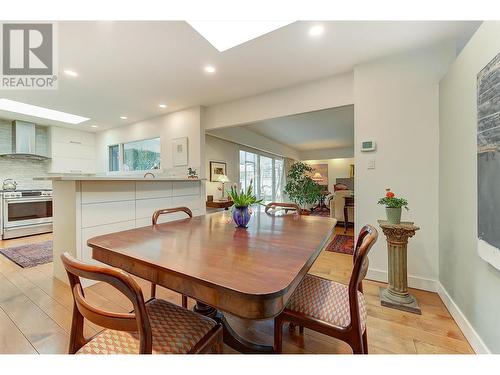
[240,150,257,192]
[259,156,273,203]
[239,150,284,204]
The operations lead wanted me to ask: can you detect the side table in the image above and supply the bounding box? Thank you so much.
[206,200,234,210]
[344,196,354,233]
[377,220,421,314]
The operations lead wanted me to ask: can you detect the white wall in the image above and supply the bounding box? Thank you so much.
[303,158,354,190]
[204,72,354,130]
[354,42,456,290]
[205,135,240,199]
[206,126,300,160]
[439,22,500,354]
[300,147,354,161]
[96,106,204,177]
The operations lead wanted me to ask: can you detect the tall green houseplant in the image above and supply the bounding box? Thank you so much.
[284,162,322,210]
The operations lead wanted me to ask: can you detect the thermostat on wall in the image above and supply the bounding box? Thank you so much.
[361,141,376,152]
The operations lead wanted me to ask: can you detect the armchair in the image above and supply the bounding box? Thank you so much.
[329,190,354,224]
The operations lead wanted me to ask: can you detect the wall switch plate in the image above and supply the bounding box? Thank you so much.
[367,159,375,169]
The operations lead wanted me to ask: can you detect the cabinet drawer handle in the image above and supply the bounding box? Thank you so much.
[70,170,82,173]
[69,141,82,144]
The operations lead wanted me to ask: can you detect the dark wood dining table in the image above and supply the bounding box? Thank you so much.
[87,210,336,353]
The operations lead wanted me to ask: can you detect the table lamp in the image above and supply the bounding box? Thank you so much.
[217,174,230,200]
[312,172,323,182]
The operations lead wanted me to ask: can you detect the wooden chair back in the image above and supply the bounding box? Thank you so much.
[152,206,192,225]
[264,202,301,216]
[347,225,378,329]
[61,252,153,354]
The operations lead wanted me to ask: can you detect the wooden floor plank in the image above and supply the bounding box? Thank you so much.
[0,276,69,354]
[0,305,37,354]
[0,268,98,338]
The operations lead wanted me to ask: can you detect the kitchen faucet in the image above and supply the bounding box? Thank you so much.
[144,172,155,178]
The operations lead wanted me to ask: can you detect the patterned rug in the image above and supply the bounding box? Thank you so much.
[325,235,354,255]
[0,240,53,268]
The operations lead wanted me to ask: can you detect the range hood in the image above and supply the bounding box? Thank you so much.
[0,120,50,160]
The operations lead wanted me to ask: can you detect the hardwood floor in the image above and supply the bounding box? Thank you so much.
[0,228,473,354]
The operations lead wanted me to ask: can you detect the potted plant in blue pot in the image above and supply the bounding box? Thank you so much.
[228,180,263,228]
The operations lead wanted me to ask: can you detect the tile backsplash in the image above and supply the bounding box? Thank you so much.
[0,120,52,190]
[0,158,52,190]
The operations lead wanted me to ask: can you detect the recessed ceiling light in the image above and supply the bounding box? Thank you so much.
[120,116,127,120]
[64,70,78,77]
[0,98,89,124]
[309,25,324,37]
[187,21,295,52]
[159,104,167,108]
[91,125,98,128]
[204,65,216,74]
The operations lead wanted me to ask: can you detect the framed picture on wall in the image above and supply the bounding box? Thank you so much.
[308,163,329,185]
[477,52,500,270]
[210,161,227,182]
[172,137,188,166]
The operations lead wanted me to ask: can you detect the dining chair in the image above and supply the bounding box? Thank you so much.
[264,202,301,216]
[151,206,192,308]
[61,252,223,354]
[274,225,378,354]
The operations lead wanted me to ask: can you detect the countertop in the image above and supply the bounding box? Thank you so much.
[34,175,205,182]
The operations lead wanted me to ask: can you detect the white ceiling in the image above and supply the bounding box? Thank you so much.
[0,21,480,131]
[243,105,354,151]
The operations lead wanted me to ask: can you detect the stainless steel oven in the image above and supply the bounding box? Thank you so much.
[2,190,53,239]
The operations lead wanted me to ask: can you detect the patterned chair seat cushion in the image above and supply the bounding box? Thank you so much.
[286,275,367,332]
[77,299,216,354]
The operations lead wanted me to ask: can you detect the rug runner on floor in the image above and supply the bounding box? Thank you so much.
[0,240,53,268]
[325,234,354,255]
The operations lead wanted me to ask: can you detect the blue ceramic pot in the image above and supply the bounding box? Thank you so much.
[232,206,251,228]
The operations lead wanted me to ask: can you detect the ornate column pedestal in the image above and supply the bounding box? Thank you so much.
[378,220,421,315]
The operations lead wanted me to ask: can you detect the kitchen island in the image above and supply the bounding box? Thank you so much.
[35,175,205,284]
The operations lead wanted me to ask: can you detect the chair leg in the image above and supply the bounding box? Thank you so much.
[182,295,188,308]
[274,317,284,353]
[298,325,304,334]
[350,334,364,354]
[150,283,156,299]
[362,330,368,354]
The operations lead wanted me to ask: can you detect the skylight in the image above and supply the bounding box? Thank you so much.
[187,21,294,52]
[0,99,89,124]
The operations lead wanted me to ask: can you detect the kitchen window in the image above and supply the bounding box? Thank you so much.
[108,137,161,172]
[239,150,284,203]
[108,144,120,172]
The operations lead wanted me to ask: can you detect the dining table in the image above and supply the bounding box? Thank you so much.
[87,210,337,353]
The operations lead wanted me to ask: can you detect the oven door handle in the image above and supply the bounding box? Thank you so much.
[4,197,52,204]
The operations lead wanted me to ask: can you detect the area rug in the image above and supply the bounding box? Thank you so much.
[325,235,354,255]
[0,240,53,268]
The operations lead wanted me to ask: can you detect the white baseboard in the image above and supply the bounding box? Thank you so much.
[437,283,490,354]
[366,268,438,292]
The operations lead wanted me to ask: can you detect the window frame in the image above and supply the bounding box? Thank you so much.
[107,137,162,174]
[239,148,284,203]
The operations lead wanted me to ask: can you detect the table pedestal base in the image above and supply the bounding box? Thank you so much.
[194,301,274,353]
[379,287,421,315]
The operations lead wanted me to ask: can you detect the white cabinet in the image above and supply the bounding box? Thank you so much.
[49,127,96,174]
